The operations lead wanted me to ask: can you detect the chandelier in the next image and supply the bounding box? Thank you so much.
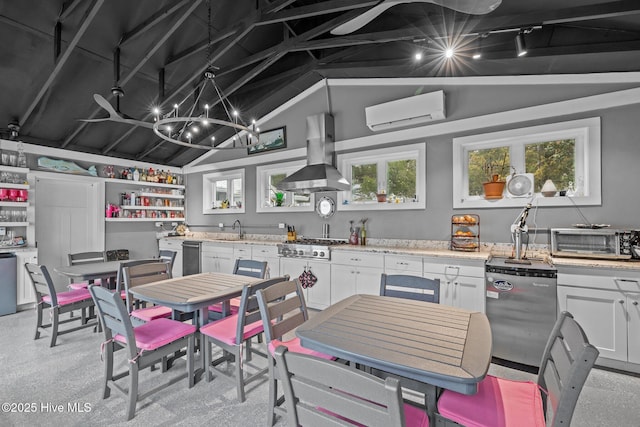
[151,70,260,150]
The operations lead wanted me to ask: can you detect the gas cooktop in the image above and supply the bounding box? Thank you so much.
[278,238,348,260]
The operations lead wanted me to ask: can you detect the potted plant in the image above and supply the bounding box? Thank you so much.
[274,191,284,206]
[376,189,387,203]
[482,154,508,199]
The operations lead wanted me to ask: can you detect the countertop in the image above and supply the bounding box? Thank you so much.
[160,233,640,271]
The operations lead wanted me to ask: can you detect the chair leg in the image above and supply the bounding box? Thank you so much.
[103,342,113,399]
[34,303,43,340]
[235,346,246,402]
[246,337,253,362]
[187,335,195,389]
[50,308,59,347]
[204,337,213,382]
[126,362,139,421]
[267,356,278,426]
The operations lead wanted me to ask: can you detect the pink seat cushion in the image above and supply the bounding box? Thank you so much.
[319,403,428,427]
[437,375,545,427]
[42,288,92,306]
[200,314,264,345]
[114,317,196,351]
[268,338,335,360]
[207,297,241,314]
[69,279,102,290]
[130,305,172,322]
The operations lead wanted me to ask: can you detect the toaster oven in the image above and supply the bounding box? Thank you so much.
[550,228,640,260]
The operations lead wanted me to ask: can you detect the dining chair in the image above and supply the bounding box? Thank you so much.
[256,278,335,426]
[66,250,107,290]
[158,249,177,272]
[121,260,174,323]
[437,311,599,427]
[208,259,268,320]
[274,345,429,427]
[380,273,440,303]
[88,284,195,421]
[25,263,97,347]
[200,275,290,402]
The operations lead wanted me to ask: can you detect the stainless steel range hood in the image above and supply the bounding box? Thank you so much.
[276,113,351,193]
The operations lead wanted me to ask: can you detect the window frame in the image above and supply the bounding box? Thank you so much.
[337,143,426,211]
[255,160,315,213]
[452,117,601,208]
[202,168,245,214]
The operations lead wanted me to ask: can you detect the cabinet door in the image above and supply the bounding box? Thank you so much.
[16,251,37,306]
[628,293,640,364]
[356,266,385,296]
[558,286,627,362]
[305,260,331,310]
[233,245,251,260]
[252,245,281,277]
[201,245,234,273]
[330,264,357,304]
[158,239,183,277]
[452,275,485,313]
[432,273,454,307]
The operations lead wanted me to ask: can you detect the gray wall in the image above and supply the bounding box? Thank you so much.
[185,80,640,245]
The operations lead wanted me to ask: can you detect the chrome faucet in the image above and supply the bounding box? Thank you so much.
[232,219,243,239]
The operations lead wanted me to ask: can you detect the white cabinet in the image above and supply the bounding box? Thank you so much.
[424,259,485,313]
[251,244,281,278]
[16,250,37,306]
[331,251,384,303]
[280,258,331,310]
[0,165,30,247]
[201,242,234,274]
[158,238,183,278]
[557,270,640,365]
[384,254,423,275]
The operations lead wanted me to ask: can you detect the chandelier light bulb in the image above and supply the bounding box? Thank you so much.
[414,52,423,61]
[211,136,215,142]
[191,126,199,133]
[445,48,454,58]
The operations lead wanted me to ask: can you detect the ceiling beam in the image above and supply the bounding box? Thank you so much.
[119,0,193,46]
[58,0,84,22]
[259,0,378,25]
[20,0,105,132]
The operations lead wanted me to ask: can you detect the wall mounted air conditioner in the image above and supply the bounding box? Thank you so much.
[365,90,446,131]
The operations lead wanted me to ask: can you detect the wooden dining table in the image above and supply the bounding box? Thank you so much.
[54,260,124,289]
[296,294,492,424]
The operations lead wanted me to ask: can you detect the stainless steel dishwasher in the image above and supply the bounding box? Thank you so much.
[182,241,202,276]
[0,252,17,316]
[485,256,557,367]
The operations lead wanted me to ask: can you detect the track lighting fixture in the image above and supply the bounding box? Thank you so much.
[515,31,527,57]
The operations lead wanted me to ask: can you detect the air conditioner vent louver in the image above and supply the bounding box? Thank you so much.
[365,90,445,131]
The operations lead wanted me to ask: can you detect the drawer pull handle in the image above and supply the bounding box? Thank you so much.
[619,299,625,304]
[633,301,639,306]
[350,258,361,262]
[397,262,408,265]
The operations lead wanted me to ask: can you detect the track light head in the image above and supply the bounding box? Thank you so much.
[515,32,527,57]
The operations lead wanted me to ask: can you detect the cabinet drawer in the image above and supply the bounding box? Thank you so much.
[384,254,422,274]
[252,245,279,257]
[159,239,183,250]
[233,245,251,258]
[558,272,640,292]
[202,242,233,255]
[423,260,484,278]
[331,251,383,268]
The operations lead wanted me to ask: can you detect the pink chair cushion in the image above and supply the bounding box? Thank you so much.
[207,297,241,314]
[42,288,92,305]
[268,337,335,360]
[114,318,196,351]
[130,305,172,322]
[318,403,428,427]
[200,314,264,345]
[437,375,545,427]
[68,279,102,290]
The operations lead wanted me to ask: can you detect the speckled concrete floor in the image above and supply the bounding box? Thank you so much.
[2,309,639,426]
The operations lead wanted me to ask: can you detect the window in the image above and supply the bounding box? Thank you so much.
[453,118,601,208]
[338,143,426,211]
[256,160,314,213]
[202,169,245,214]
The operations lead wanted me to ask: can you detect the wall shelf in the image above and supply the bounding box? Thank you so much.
[119,205,183,211]
[0,201,28,207]
[104,177,184,190]
[0,222,28,227]
[105,218,185,223]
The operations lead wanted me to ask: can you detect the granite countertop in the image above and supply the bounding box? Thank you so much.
[160,233,640,271]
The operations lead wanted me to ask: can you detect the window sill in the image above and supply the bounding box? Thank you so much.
[338,200,425,211]
[457,194,600,209]
[203,207,245,214]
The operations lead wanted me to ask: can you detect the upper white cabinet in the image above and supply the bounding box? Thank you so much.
[104,178,185,223]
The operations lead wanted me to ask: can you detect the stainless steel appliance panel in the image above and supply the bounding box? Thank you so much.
[182,241,201,276]
[485,257,557,367]
[0,252,17,316]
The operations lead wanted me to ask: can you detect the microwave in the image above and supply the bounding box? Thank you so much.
[550,228,640,260]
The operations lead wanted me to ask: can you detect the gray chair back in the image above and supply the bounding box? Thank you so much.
[236,275,290,341]
[68,251,107,266]
[256,279,308,343]
[158,249,177,271]
[25,263,58,305]
[121,261,171,312]
[88,284,137,357]
[233,259,268,278]
[114,258,159,295]
[539,311,599,426]
[274,345,407,427]
[380,273,440,303]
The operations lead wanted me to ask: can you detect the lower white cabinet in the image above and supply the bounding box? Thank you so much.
[330,251,384,304]
[424,259,485,313]
[16,250,38,306]
[158,238,183,277]
[557,270,640,365]
[250,245,281,278]
[201,243,234,274]
[280,258,331,310]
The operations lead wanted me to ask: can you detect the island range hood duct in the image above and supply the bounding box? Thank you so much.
[276,113,350,193]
